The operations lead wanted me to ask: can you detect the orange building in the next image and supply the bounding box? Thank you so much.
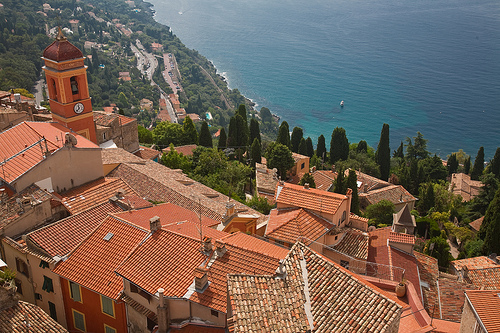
[42,28,97,143]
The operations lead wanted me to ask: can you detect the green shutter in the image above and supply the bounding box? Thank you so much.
[39,260,50,269]
[101,295,114,316]
[48,301,57,321]
[42,276,53,293]
[73,310,85,331]
[70,282,81,302]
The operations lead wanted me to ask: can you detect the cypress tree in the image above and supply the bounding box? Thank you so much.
[334,168,345,194]
[305,137,314,158]
[249,118,261,144]
[276,121,290,148]
[464,156,471,174]
[198,121,212,147]
[299,173,316,188]
[346,169,359,214]
[471,146,485,180]
[251,138,262,165]
[481,187,500,255]
[291,127,304,153]
[234,114,248,147]
[227,117,237,148]
[330,127,349,164]
[182,116,198,144]
[375,123,391,181]
[357,140,368,153]
[489,147,500,178]
[393,141,404,158]
[237,104,248,127]
[447,153,459,175]
[218,127,227,150]
[316,135,326,162]
[298,138,307,156]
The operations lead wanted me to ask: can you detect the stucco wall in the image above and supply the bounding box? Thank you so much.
[2,199,52,238]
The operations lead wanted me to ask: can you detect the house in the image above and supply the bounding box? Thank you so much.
[254,162,278,203]
[392,204,416,235]
[0,121,103,194]
[450,255,500,290]
[459,289,500,333]
[134,145,161,162]
[450,173,483,202]
[162,144,198,157]
[0,104,30,131]
[312,169,337,191]
[93,111,139,153]
[140,98,153,111]
[151,42,163,52]
[0,281,68,332]
[289,152,309,180]
[227,242,404,332]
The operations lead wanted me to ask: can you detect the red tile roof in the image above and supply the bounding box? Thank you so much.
[27,201,123,257]
[465,267,500,290]
[469,216,484,232]
[451,256,499,271]
[389,231,416,245]
[167,325,226,333]
[134,145,160,160]
[311,170,336,191]
[162,144,198,156]
[332,229,369,260]
[275,182,347,215]
[113,202,220,229]
[93,111,135,127]
[361,184,416,207]
[0,299,69,332]
[43,36,83,62]
[0,122,97,183]
[60,177,139,214]
[53,216,148,300]
[465,289,500,332]
[163,221,228,241]
[265,208,333,245]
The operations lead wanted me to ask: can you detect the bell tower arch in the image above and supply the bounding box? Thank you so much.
[42,28,97,143]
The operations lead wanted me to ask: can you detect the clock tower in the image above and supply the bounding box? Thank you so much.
[42,28,97,143]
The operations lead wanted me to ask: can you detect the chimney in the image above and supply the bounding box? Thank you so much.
[194,267,209,292]
[304,183,309,190]
[489,253,499,264]
[215,241,227,257]
[203,236,212,253]
[150,216,161,233]
[116,189,125,199]
[225,201,235,218]
[157,288,169,333]
[275,259,287,279]
[363,184,368,193]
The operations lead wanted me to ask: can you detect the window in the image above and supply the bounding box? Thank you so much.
[335,235,338,241]
[69,281,82,302]
[104,325,117,333]
[103,132,107,140]
[211,309,219,317]
[42,276,54,293]
[72,309,86,332]
[16,258,29,278]
[39,260,49,269]
[101,295,114,317]
[14,279,22,295]
[340,260,349,269]
[301,162,305,170]
[130,283,138,293]
[70,76,79,95]
[48,301,57,321]
[35,293,42,300]
[147,317,156,331]
[342,211,346,222]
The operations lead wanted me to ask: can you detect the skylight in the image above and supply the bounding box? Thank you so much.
[103,232,114,241]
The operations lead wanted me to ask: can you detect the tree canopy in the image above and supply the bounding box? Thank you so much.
[267,143,295,180]
[198,121,212,147]
[330,127,349,164]
[291,127,303,153]
[375,123,390,181]
[276,121,291,148]
[471,146,485,180]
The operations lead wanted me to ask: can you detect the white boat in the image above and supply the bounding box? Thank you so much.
[340,100,344,107]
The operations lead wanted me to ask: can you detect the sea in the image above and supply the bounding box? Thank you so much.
[148,0,500,159]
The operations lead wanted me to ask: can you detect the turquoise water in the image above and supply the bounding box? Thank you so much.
[149,0,500,158]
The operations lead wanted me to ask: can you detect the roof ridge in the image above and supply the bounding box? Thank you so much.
[24,121,60,147]
[222,232,287,260]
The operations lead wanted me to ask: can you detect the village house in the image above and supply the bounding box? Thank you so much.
[93,111,139,153]
[449,172,483,202]
[459,289,500,333]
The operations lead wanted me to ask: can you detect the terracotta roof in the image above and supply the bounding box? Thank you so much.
[0,299,69,332]
[59,177,140,214]
[227,242,402,333]
[312,170,336,191]
[265,208,333,245]
[392,204,416,228]
[349,212,369,224]
[162,144,198,156]
[43,36,83,62]
[451,256,499,271]
[465,289,500,332]
[53,216,148,300]
[389,231,416,245]
[93,111,136,127]
[469,216,484,232]
[101,147,146,164]
[113,202,221,229]
[163,221,228,240]
[107,160,266,224]
[332,229,369,260]
[450,173,483,202]
[134,145,160,160]
[464,267,500,290]
[168,325,226,332]
[27,201,123,257]
[255,164,278,197]
[354,170,392,191]
[275,182,347,215]
[361,184,416,207]
[0,122,97,183]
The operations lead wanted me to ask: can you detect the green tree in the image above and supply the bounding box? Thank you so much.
[198,121,212,147]
[480,187,500,255]
[393,141,404,158]
[276,121,291,148]
[330,127,349,164]
[420,155,448,182]
[375,123,390,181]
[406,132,429,160]
[183,116,198,144]
[267,143,295,180]
[249,118,261,144]
[472,174,500,218]
[357,140,368,153]
[251,138,262,166]
[299,173,316,188]
[298,138,307,156]
[246,195,274,215]
[333,167,345,194]
[218,127,227,150]
[464,156,471,174]
[316,135,327,162]
[161,143,191,172]
[138,125,153,144]
[291,127,303,153]
[192,147,228,177]
[237,104,248,127]
[488,147,500,178]
[424,235,451,269]
[221,161,252,199]
[227,116,237,148]
[418,182,435,214]
[346,169,360,214]
[305,137,314,158]
[260,107,272,123]
[153,122,186,147]
[447,153,459,175]
[365,200,395,226]
[471,146,485,180]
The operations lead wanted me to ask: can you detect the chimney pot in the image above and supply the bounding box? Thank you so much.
[158,288,165,307]
[150,216,161,233]
[304,183,309,190]
[203,236,212,253]
[194,267,209,291]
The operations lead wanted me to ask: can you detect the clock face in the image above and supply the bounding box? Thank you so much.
[74,102,84,114]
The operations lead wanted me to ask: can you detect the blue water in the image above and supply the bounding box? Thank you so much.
[149,0,500,159]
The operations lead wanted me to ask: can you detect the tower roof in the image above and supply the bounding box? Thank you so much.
[43,27,83,62]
